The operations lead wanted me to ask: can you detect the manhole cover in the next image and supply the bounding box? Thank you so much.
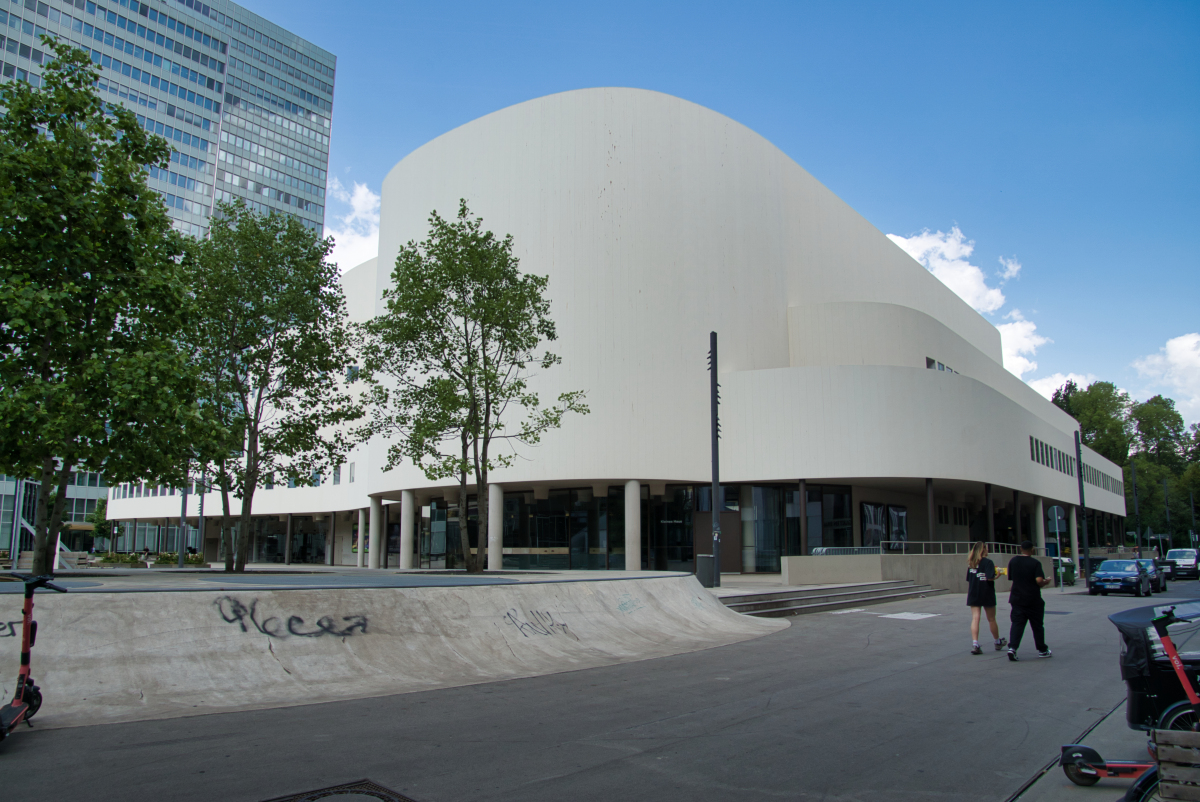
[260,779,420,802]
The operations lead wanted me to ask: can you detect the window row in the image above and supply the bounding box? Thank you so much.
[68,2,225,74]
[223,109,328,163]
[0,58,38,82]
[217,155,322,201]
[213,6,333,79]
[96,73,155,109]
[213,187,317,228]
[218,132,324,180]
[165,99,209,130]
[1030,435,1074,477]
[226,74,325,124]
[163,190,208,215]
[1082,462,1123,497]
[136,112,212,153]
[169,148,210,174]
[171,218,205,238]
[64,496,98,522]
[214,181,321,216]
[224,86,328,132]
[149,164,211,196]
[936,504,969,526]
[228,54,329,115]
[90,0,225,55]
[926,356,959,374]
[229,37,330,97]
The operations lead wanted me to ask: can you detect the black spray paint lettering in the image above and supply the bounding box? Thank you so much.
[502,609,577,639]
[0,621,21,638]
[214,596,368,639]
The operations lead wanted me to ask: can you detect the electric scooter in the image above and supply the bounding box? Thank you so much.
[0,573,68,744]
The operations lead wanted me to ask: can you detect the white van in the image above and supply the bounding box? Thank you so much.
[1167,549,1198,580]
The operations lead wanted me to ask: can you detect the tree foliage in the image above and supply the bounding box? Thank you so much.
[0,41,211,574]
[358,200,588,572]
[1052,380,1132,465]
[188,200,361,571]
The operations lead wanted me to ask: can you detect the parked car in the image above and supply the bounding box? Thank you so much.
[1137,559,1168,593]
[1089,559,1152,597]
[1166,549,1199,580]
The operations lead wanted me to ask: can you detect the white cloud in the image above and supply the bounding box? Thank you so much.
[1026,372,1099,400]
[887,226,1007,314]
[996,309,1050,379]
[997,256,1022,283]
[325,177,380,272]
[1133,333,1200,424]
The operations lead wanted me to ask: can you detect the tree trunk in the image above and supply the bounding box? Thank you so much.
[219,466,235,572]
[235,482,256,573]
[477,480,489,572]
[32,457,72,576]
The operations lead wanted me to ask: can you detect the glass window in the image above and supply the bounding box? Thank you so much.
[888,506,908,548]
[332,465,340,485]
[348,462,355,483]
[861,502,885,547]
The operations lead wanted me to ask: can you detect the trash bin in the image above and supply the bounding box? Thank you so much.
[1055,559,1076,587]
[695,555,715,588]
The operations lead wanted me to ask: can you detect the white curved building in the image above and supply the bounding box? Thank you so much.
[108,87,1126,573]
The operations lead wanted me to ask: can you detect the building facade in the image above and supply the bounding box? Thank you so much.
[107,88,1127,572]
[0,0,334,556]
[1,0,334,238]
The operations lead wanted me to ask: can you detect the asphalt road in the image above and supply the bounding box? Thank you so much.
[4,580,1196,802]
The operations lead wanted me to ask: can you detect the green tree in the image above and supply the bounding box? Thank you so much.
[358,201,588,573]
[0,41,209,575]
[1130,395,1186,469]
[1052,380,1132,465]
[190,201,361,571]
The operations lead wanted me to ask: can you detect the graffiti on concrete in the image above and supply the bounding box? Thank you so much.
[616,593,645,614]
[502,608,577,639]
[214,596,368,639]
[0,621,20,638]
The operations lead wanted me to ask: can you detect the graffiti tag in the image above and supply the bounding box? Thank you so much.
[502,609,577,639]
[213,595,368,639]
[0,621,20,638]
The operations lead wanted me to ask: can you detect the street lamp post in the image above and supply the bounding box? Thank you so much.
[1132,461,1142,558]
[1074,432,1091,584]
[708,331,721,589]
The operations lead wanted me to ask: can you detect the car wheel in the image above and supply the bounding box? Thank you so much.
[1089,588,1099,596]
[1101,591,1108,596]
[1135,583,1144,597]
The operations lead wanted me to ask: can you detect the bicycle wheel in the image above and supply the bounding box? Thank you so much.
[1125,767,1164,802]
[1157,701,1199,731]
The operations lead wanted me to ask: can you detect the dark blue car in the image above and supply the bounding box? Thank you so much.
[1089,560,1152,597]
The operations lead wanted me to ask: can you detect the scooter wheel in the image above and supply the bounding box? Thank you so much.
[1063,763,1101,786]
[23,688,42,720]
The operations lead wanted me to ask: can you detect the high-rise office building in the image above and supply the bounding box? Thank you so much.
[0,0,335,238]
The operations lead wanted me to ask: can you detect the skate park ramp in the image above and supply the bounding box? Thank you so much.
[0,574,786,728]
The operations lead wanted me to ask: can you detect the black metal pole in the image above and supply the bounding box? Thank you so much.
[1164,478,1171,553]
[177,464,189,568]
[709,331,721,589]
[1074,432,1091,584]
[1132,460,1141,558]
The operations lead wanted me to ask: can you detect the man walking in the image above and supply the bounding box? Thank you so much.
[1007,540,1052,661]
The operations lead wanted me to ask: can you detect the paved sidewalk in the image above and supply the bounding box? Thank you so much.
[1016,700,1150,801]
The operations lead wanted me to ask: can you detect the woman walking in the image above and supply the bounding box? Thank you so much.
[967,541,1006,655]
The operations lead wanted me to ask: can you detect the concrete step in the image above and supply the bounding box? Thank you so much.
[724,582,929,614]
[719,580,916,607]
[721,584,949,618]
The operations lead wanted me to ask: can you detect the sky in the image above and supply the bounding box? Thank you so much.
[246,0,1200,422]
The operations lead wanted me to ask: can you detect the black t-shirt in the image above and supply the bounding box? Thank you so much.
[1008,555,1045,606]
[967,557,995,593]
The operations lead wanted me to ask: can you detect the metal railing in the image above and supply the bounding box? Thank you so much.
[810,541,1046,556]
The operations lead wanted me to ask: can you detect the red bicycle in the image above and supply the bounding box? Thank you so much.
[0,573,68,745]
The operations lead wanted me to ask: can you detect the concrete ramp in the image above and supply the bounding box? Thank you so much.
[0,575,785,728]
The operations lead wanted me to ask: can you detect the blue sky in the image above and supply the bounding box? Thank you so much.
[249,0,1199,421]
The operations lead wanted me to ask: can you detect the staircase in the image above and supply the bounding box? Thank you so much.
[719,580,947,618]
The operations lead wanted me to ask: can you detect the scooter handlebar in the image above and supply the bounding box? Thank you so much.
[6,573,69,592]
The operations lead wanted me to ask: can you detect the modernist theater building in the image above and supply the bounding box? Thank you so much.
[108,88,1127,574]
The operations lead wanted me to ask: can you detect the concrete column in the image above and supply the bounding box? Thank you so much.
[1069,505,1081,578]
[926,478,936,540]
[356,508,367,568]
[624,480,641,571]
[284,513,292,565]
[326,513,335,565]
[400,490,416,569]
[1013,489,1022,542]
[1034,497,1046,554]
[798,480,808,556]
[741,485,755,573]
[985,484,995,542]
[487,484,503,571]
[368,496,383,570]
